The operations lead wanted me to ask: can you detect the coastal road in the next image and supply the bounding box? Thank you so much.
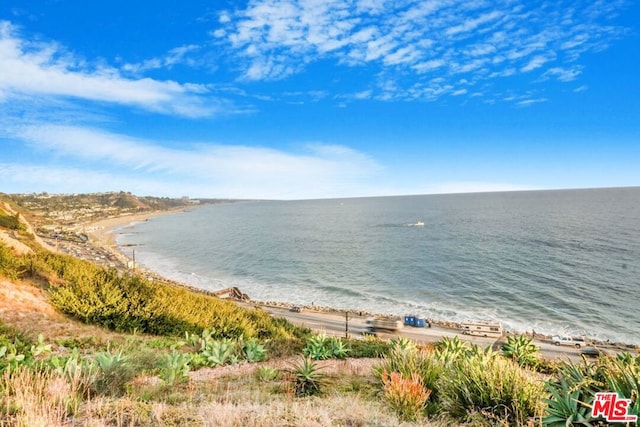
[259,305,590,362]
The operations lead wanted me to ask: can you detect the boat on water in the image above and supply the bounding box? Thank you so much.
[408,221,424,227]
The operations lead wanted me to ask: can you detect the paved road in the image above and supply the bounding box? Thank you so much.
[261,305,591,362]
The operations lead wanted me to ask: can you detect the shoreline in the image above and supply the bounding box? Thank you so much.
[78,211,637,353]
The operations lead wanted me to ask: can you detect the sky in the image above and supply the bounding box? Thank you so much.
[0,0,638,200]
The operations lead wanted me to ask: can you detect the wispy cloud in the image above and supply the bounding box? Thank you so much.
[121,45,202,74]
[0,21,220,117]
[9,123,383,199]
[216,0,627,104]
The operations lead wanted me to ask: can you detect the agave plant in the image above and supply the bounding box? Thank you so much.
[201,338,236,367]
[389,337,416,354]
[243,339,267,362]
[329,338,350,359]
[256,365,279,382]
[543,376,594,426]
[93,349,127,373]
[160,350,192,385]
[290,357,326,397]
[303,334,333,360]
[435,336,469,364]
[502,335,539,368]
[543,361,603,426]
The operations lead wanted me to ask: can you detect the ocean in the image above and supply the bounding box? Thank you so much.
[116,187,640,345]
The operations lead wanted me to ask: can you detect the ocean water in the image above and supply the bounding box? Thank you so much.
[116,188,640,345]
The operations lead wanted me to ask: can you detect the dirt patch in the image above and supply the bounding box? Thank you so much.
[0,231,33,255]
[189,356,379,382]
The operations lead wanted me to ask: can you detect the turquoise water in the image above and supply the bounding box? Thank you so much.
[117,188,640,344]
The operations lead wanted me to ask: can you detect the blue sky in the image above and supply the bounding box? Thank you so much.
[0,0,638,199]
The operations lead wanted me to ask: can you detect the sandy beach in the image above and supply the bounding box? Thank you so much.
[82,209,185,268]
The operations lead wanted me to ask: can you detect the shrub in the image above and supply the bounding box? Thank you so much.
[303,334,350,360]
[599,354,640,416]
[347,336,390,358]
[439,349,545,425]
[373,341,442,416]
[435,336,470,364]
[92,349,135,396]
[543,356,640,425]
[290,357,326,397]
[502,335,539,368]
[242,339,267,363]
[256,365,279,382]
[381,370,431,422]
[199,338,237,367]
[159,350,192,386]
[389,337,416,354]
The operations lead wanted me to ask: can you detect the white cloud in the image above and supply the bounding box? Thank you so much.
[216,0,626,103]
[0,21,218,118]
[542,66,582,82]
[516,98,548,107]
[10,123,384,199]
[122,45,201,74]
[521,55,553,72]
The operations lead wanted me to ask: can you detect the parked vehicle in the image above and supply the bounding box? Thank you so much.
[460,321,503,338]
[580,346,606,357]
[551,336,586,348]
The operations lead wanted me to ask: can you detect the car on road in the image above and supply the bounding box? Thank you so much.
[580,346,607,358]
[289,306,303,313]
[551,336,586,348]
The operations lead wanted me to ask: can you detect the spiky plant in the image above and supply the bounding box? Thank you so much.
[303,334,333,360]
[440,350,545,425]
[502,335,539,368]
[242,339,267,362]
[290,357,326,397]
[542,361,603,426]
[389,337,416,354]
[435,336,469,364]
[159,350,192,386]
[381,370,431,422]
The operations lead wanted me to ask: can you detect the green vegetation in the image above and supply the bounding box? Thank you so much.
[289,357,327,397]
[0,243,300,341]
[544,354,640,426]
[0,212,22,230]
[501,334,540,368]
[302,333,350,360]
[1,200,639,426]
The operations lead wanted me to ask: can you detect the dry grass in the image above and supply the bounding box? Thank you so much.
[1,366,91,427]
[77,392,451,427]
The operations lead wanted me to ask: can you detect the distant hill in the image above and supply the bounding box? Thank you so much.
[0,192,235,228]
[5,191,190,212]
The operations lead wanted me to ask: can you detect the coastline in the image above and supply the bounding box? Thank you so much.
[84,209,186,268]
[80,211,637,354]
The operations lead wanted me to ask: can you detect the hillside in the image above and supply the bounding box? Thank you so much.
[1,195,639,426]
[0,199,417,426]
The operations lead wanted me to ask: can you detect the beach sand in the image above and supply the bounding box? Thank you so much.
[84,209,184,267]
